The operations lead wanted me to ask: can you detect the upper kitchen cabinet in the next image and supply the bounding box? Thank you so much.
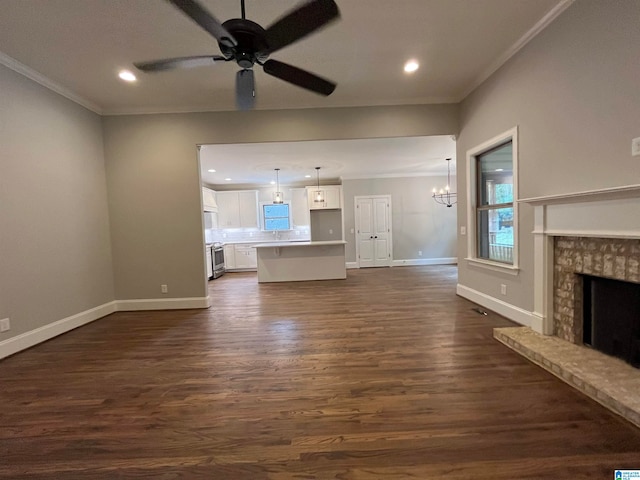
[289,188,310,227]
[217,190,259,228]
[307,185,342,210]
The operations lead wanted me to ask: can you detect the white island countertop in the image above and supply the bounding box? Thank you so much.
[253,240,346,248]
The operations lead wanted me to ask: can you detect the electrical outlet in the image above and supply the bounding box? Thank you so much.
[418,250,422,256]
[0,318,10,332]
[633,136,640,157]
[500,284,507,295]
[161,284,168,294]
[460,226,466,235]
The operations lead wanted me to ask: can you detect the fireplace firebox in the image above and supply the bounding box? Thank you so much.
[582,274,640,368]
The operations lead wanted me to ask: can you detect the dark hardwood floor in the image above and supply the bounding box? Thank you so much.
[1,266,639,479]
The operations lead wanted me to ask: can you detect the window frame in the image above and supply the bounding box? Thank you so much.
[465,126,519,274]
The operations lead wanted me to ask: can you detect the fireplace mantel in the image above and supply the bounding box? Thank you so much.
[520,184,640,335]
[519,183,640,206]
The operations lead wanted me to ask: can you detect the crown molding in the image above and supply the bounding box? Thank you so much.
[0,51,102,114]
[458,0,575,102]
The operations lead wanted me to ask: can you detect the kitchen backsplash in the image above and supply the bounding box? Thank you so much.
[207,227,311,244]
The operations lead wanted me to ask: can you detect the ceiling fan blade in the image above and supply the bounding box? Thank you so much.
[167,0,237,47]
[236,69,256,111]
[263,0,339,54]
[134,55,227,72]
[263,60,336,96]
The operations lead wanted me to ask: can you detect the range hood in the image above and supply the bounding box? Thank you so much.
[202,188,218,213]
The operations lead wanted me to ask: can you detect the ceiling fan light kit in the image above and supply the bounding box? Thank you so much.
[134,0,340,111]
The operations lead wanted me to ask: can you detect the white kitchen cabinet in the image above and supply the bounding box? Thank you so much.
[307,185,342,210]
[233,244,257,269]
[217,190,258,228]
[289,188,310,227]
[223,244,236,270]
[238,191,259,228]
[224,244,257,271]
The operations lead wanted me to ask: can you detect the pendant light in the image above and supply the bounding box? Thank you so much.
[313,167,324,203]
[432,158,457,208]
[273,168,283,204]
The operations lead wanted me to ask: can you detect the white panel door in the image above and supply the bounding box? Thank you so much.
[356,198,375,268]
[372,197,391,266]
[356,196,391,268]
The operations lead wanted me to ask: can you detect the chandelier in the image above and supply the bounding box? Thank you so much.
[432,158,457,207]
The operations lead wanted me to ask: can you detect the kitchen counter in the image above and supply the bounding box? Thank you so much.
[221,239,311,245]
[253,240,346,248]
[253,240,347,283]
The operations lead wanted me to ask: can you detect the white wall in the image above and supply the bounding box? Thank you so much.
[0,64,114,353]
[456,0,640,317]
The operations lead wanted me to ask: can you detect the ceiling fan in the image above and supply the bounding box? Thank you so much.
[134,0,340,110]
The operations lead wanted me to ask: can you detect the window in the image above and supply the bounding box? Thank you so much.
[466,127,518,271]
[263,203,290,231]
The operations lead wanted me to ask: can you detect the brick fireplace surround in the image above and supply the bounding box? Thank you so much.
[554,236,640,344]
[493,186,640,428]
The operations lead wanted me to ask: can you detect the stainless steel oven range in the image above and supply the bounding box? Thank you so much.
[212,242,225,279]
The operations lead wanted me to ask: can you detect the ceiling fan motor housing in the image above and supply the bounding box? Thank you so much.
[220,19,269,68]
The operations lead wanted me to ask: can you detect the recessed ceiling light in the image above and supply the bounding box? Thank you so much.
[225,178,232,181]
[404,60,419,73]
[270,180,276,185]
[495,168,504,172]
[305,174,311,178]
[118,70,137,82]
[207,169,216,173]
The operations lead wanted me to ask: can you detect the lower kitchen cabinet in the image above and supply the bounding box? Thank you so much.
[224,244,257,271]
[223,244,236,270]
[233,244,257,269]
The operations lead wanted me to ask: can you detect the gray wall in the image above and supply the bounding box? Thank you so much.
[343,177,457,263]
[0,64,114,340]
[456,0,640,311]
[310,210,343,241]
[102,104,458,300]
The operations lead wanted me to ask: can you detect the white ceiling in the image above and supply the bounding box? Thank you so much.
[0,0,565,115]
[200,135,456,187]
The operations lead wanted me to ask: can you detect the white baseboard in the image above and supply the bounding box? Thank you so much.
[346,262,359,269]
[116,296,211,311]
[456,284,533,327]
[0,296,211,360]
[392,257,458,267]
[0,301,117,360]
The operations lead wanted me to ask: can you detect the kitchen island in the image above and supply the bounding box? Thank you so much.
[254,240,347,283]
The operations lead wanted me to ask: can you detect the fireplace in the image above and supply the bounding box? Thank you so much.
[503,188,640,427]
[553,236,640,353]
